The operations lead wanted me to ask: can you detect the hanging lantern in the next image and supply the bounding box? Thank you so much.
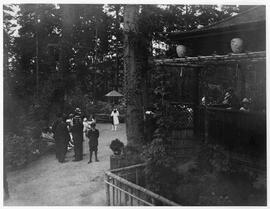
[197,24,204,29]
[176,45,187,57]
[230,38,244,53]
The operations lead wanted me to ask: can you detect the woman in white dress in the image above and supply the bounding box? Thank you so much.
[83,117,89,141]
[110,108,119,131]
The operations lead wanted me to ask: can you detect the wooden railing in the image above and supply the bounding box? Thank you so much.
[105,164,179,206]
[197,106,266,159]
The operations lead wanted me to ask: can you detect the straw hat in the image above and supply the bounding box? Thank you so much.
[242,98,250,103]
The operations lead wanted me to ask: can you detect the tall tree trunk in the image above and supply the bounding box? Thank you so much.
[115,5,121,91]
[59,5,74,109]
[123,5,144,146]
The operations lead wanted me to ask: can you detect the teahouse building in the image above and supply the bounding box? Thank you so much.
[154,6,266,170]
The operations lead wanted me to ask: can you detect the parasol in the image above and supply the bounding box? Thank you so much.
[105,90,123,97]
[105,90,123,104]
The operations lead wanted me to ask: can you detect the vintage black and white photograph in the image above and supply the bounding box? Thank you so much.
[3,3,266,206]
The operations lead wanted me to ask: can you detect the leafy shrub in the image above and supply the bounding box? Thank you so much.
[197,143,232,173]
[142,115,179,201]
[174,142,266,206]
[143,138,179,200]
[4,134,41,169]
[65,89,126,116]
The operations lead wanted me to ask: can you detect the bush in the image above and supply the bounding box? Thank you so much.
[65,89,126,116]
[173,142,266,206]
[142,115,179,201]
[4,134,41,169]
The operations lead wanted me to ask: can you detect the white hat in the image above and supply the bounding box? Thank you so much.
[75,108,81,114]
[242,98,250,103]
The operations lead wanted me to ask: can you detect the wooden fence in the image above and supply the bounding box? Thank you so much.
[105,164,180,206]
[197,106,266,160]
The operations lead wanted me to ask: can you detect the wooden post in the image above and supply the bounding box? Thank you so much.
[130,188,133,205]
[125,185,128,205]
[135,168,139,185]
[119,182,122,205]
[106,174,111,206]
[112,178,115,205]
[151,197,155,205]
[116,180,119,205]
[193,67,200,136]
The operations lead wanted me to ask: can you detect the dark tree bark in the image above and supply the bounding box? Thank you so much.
[59,4,75,109]
[115,5,121,91]
[123,5,144,146]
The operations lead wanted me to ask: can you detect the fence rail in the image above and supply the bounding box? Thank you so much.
[105,164,180,206]
[197,106,266,159]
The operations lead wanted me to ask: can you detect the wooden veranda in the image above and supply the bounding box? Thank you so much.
[153,51,266,171]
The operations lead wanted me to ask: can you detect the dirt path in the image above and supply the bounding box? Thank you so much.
[5,123,127,206]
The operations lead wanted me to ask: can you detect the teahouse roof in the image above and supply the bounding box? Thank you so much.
[167,6,265,41]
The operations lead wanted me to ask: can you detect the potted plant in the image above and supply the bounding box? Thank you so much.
[110,138,124,155]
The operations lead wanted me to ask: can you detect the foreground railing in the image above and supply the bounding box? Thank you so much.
[105,164,179,206]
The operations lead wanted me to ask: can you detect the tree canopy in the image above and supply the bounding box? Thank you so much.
[3,4,239,132]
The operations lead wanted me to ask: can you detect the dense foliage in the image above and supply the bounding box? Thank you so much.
[142,61,266,205]
[142,115,179,201]
[4,4,239,168]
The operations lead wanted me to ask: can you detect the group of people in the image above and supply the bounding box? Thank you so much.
[221,88,251,111]
[201,88,252,112]
[52,108,100,164]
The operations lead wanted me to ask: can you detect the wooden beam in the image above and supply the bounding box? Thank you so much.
[155,62,201,68]
[153,51,265,67]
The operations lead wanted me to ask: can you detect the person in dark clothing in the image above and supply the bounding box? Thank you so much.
[144,109,157,143]
[52,113,63,160]
[222,88,240,110]
[54,114,70,163]
[86,123,99,163]
[71,108,84,161]
[52,113,62,132]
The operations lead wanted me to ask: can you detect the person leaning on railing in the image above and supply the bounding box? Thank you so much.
[222,88,240,110]
[239,98,251,112]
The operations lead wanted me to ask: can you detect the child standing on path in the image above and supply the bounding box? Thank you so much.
[86,123,99,163]
[110,108,120,131]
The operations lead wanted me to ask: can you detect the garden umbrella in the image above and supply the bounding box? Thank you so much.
[105,90,123,104]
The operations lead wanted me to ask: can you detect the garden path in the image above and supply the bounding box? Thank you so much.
[4,123,127,206]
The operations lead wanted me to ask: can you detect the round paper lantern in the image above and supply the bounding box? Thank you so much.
[176,45,187,57]
[231,38,244,53]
